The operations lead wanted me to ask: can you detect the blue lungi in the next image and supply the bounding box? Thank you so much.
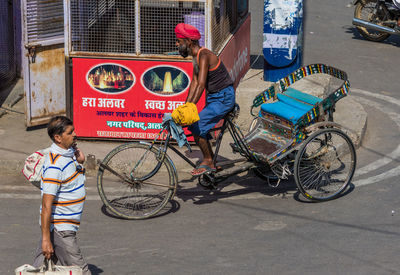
[188,85,235,139]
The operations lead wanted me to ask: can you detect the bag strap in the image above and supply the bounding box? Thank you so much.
[40,258,55,272]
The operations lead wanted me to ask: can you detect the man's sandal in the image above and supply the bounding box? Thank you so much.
[191,165,216,177]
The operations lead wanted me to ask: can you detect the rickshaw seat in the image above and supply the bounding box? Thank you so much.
[260,101,307,124]
[276,93,312,112]
[284,87,322,105]
[259,87,322,124]
[260,97,313,124]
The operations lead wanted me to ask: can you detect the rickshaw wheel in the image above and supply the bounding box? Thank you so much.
[294,128,356,201]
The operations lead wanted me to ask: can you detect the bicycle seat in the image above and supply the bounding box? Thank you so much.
[225,103,240,120]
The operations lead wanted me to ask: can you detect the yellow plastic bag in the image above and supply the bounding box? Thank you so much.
[171,102,200,126]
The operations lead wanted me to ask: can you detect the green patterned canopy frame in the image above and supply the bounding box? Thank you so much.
[251,64,350,131]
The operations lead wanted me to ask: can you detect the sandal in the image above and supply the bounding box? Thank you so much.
[191,164,216,177]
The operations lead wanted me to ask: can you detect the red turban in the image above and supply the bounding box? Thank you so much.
[175,23,201,41]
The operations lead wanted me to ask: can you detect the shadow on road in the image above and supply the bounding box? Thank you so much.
[100,199,181,220]
[88,264,104,274]
[345,25,400,46]
[292,182,355,203]
[175,171,298,205]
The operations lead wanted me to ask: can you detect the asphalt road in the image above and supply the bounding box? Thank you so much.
[1,0,400,274]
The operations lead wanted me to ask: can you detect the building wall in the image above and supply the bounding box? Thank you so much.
[0,0,19,90]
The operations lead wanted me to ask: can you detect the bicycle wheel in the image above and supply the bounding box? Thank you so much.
[97,142,177,219]
[294,128,356,201]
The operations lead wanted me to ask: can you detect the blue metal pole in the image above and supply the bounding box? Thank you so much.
[263,0,303,82]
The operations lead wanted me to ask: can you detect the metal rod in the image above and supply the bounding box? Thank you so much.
[215,161,256,178]
[140,181,174,189]
[352,18,399,35]
[135,0,141,55]
[99,163,134,184]
[212,120,229,164]
[168,145,197,168]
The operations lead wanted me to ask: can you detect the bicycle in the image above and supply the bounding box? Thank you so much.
[97,64,357,220]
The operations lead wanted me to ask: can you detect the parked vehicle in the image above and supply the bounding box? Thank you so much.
[352,0,400,42]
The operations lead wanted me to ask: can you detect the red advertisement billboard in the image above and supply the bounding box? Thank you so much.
[72,58,203,139]
[72,16,250,140]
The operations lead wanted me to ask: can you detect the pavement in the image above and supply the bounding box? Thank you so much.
[0,68,367,179]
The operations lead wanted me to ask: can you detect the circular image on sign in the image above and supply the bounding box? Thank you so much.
[87,63,135,94]
[142,66,189,96]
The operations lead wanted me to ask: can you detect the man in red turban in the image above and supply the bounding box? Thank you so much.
[175,23,235,177]
[175,23,201,41]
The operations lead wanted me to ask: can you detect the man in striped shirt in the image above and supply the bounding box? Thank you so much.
[33,116,90,274]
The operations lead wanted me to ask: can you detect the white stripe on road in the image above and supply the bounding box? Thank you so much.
[353,88,400,106]
[0,185,37,191]
[350,89,400,187]
[0,193,41,199]
[354,166,400,186]
[351,90,400,181]
[352,98,400,177]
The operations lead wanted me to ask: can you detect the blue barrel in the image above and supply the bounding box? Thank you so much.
[263,0,303,82]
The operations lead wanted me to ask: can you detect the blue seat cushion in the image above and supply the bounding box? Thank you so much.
[277,93,312,112]
[260,88,320,124]
[260,101,310,124]
[284,87,322,105]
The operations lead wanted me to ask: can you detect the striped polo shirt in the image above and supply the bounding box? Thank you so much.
[40,148,86,232]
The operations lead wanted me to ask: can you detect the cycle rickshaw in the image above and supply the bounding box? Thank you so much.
[97,64,357,219]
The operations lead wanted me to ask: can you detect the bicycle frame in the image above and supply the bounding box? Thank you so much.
[146,112,259,178]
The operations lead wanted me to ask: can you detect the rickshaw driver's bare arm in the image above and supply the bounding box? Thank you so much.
[186,52,209,104]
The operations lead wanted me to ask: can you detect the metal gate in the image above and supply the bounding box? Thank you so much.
[66,0,239,57]
[22,0,66,127]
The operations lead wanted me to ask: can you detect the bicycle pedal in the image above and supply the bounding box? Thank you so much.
[205,170,216,175]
